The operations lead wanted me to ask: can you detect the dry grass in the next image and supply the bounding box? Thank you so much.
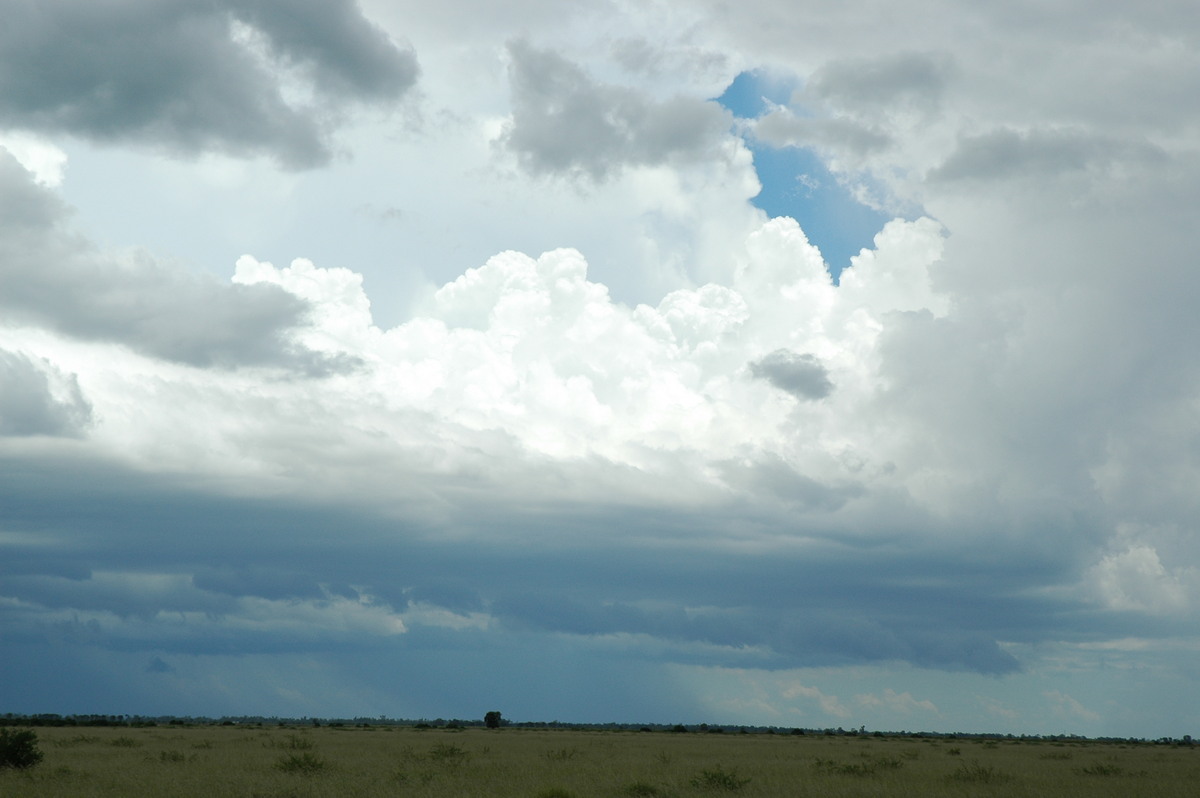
[2,725,1198,798]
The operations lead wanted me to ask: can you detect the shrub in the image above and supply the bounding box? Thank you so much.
[262,734,314,751]
[0,728,44,769]
[427,742,469,765]
[275,752,329,774]
[813,759,874,776]
[1039,751,1073,760]
[690,765,750,791]
[1077,763,1125,776]
[949,761,1010,784]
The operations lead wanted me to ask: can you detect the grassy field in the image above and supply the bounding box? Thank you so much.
[3,724,1198,798]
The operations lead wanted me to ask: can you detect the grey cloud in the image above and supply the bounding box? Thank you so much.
[807,51,954,112]
[608,36,729,81]
[0,0,418,168]
[501,40,732,180]
[0,349,92,437]
[191,567,326,602]
[749,349,833,399]
[754,111,893,157]
[144,656,174,674]
[928,126,1168,182]
[716,453,861,510]
[493,591,1022,674]
[0,150,349,371]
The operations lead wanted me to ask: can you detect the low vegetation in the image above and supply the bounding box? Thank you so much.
[0,724,1196,797]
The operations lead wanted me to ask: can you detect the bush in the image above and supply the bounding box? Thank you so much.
[0,728,43,769]
[949,761,1010,784]
[690,765,750,791]
[427,742,469,765]
[281,734,314,750]
[1077,763,1126,776]
[275,752,329,774]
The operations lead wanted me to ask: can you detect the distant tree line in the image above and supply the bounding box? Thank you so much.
[0,713,1190,745]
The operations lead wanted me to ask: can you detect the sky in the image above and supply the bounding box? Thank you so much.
[2,0,1200,739]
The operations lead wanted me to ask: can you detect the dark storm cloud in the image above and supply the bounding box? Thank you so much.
[501,40,732,180]
[748,349,833,399]
[0,440,1162,698]
[0,349,91,436]
[0,150,353,371]
[0,0,418,168]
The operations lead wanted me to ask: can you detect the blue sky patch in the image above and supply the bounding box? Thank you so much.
[716,70,888,282]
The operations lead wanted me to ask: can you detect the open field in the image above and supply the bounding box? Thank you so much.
[3,724,1198,798]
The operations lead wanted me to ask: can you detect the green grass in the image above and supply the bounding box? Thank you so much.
[1,726,1197,797]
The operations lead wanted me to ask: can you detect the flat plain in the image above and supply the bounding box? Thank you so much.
[3,724,1198,798]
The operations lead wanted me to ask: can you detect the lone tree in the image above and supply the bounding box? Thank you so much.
[484,711,503,729]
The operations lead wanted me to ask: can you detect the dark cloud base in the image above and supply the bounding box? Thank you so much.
[0,446,1131,720]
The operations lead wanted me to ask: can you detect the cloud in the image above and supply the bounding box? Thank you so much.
[0,349,91,437]
[0,0,418,167]
[1043,690,1100,724]
[0,150,346,371]
[782,682,852,719]
[748,349,833,399]
[855,687,938,716]
[144,656,174,674]
[806,51,954,113]
[928,127,1167,182]
[500,40,733,180]
[1090,545,1190,613]
[0,131,67,186]
[754,111,893,159]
